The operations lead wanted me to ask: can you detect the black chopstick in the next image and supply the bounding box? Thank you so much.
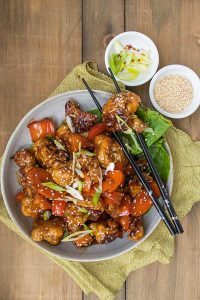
[107,67,183,234]
[82,78,177,236]
[136,132,184,233]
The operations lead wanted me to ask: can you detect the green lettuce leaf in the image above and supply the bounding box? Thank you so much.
[136,105,172,146]
[148,139,170,182]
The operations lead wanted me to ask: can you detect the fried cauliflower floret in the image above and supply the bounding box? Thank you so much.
[65,101,97,132]
[56,123,94,153]
[74,234,94,248]
[33,138,68,168]
[21,196,38,218]
[94,134,126,168]
[77,154,101,183]
[76,196,105,212]
[128,217,144,241]
[89,219,121,244]
[128,179,143,197]
[56,123,71,141]
[21,193,51,218]
[64,202,88,233]
[31,217,65,245]
[49,161,74,187]
[14,149,36,168]
[19,166,52,196]
[127,115,147,133]
[102,92,141,131]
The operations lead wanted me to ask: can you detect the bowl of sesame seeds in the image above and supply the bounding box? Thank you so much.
[149,65,200,119]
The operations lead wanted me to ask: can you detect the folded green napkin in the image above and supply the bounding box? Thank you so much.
[1,61,200,300]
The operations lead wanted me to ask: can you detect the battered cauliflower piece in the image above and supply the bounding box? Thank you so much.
[14,149,36,168]
[31,217,65,245]
[94,134,126,168]
[33,138,68,168]
[102,92,141,131]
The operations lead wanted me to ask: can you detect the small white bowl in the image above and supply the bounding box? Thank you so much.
[105,31,159,87]
[149,65,200,119]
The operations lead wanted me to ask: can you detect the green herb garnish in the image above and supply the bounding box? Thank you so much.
[42,182,66,192]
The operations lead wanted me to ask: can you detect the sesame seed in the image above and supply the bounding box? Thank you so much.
[154,74,193,113]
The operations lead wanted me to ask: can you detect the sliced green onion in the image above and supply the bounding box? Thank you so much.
[65,185,84,200]
[53,139,67,151]
[123,128,141,151]
[42,182,66,192]
[73,179,84,192]
[78,207,89,214]
[74,168,84,178]
[52,196,78,204]
[109,41,152,81]
[75,149,96,157]
[66,115,75,133]
[43,210,51,221]
[62,230,93,242]
[114,40,124,53]
[116,114,141,151]
[83,224,93,236]
[46,136,67,152]
[92,186,102,206]
[115,114,129,130]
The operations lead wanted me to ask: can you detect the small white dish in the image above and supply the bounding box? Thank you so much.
[149,65,200,119]
[105,31,159,87]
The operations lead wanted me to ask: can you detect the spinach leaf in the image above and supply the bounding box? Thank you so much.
[136,105,172,146]
[148,139,170,182]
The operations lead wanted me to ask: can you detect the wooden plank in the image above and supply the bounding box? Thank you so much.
[82,1,126,299]
[0,0,82,299]
[125,1,200,300]
[82,0,125,71]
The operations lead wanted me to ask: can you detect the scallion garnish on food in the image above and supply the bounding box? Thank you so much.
[42,182,66,192]
[65,185,84,200]
[78,207,89,214]
[75,149,96,157]
[53,139,67,151]
[43,210,51,221]
[83,224,93,236]
[61,230,93,242]
[115,114,141,151]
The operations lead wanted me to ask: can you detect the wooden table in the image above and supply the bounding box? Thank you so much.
[0,1,200,299]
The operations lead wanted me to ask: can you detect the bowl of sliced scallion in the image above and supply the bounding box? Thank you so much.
[105,31,159,87]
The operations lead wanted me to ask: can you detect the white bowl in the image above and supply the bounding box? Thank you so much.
[105,31,159,87]
[1,90,173,261]
[149,65,200,119]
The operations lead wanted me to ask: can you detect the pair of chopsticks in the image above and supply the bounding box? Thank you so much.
[82,69,183,235]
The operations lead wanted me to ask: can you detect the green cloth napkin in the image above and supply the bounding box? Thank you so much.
[1,61,200,300]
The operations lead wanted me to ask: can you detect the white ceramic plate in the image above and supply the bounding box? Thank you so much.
[1,90,173,261]
[105,31,159,86]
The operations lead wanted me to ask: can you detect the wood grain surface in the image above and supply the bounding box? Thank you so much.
[0,1,200,299]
